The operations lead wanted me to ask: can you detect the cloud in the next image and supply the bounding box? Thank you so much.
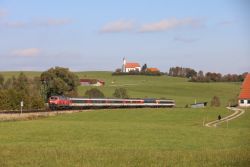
[11,48,41,57]
[139,18,203,32]
[2,21,26,28]
[35,18,72,26]
[174,36,198,43]
[0,9,7,18]
[100,20,134,33]
[218,20,234,26]
[0,18,72,28]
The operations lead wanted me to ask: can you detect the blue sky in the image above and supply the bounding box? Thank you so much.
[0,0,249,74]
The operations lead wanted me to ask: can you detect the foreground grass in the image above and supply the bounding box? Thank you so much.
[0,108,249,166]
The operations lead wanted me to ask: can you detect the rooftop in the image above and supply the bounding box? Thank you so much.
[125,63,140,68]
[239,73,250,99]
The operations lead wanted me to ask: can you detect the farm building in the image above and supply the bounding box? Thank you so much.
[191,102,207,108]
[80,79,105,86]
[147,68,160,72]
[122,58,141,72]
[238,73,250,107]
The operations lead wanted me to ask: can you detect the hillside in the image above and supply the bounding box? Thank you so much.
[0,71,248,166]
[77,71,241,107]
[0,71,241,107]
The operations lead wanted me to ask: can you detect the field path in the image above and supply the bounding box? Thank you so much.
[205,107,245,127]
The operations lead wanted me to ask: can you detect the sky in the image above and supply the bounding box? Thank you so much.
[0,0,249,74]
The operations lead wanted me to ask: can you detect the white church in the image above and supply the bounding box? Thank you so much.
[122,58,141,72]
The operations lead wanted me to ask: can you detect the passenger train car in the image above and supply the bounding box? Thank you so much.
[48,96,175,110]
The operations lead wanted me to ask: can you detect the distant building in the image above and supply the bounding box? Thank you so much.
[122,58,141,72]
[191,102,207,108]
[80,79,105,86]
[238,73,250,107]
[147,68,160,72]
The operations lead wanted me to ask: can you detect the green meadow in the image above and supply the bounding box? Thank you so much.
[0,71,249,166]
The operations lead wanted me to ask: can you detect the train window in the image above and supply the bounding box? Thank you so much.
[50,97,58,100]
[159,101,174,104]
[113,100,123,103]
[144,100,156,103]
[71,100,87,103]
[92,100,105,103]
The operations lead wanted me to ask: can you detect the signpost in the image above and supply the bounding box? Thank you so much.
[20,100,23,114]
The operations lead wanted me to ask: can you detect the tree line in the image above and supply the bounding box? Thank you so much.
[0,73,44,110]
[168,66,247,82]
[0,67,80,111]
[0,67,130,111]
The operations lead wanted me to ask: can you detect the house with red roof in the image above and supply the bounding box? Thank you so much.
[146,68,160,72]
[238,73,250,107]
[80,79,105,86]
[122,58,141,72]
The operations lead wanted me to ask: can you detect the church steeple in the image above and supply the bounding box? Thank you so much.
[122,57,126,72]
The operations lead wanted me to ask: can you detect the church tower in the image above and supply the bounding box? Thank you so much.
[122,57,126,72]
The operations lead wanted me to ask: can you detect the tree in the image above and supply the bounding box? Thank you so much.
[0,74,4,89]
[0,73,45,110]
[14,72,29,93]
[186,68,197,78]
[197,70,204,78]
[115,68,122,73]
[228,96,238,107]
[141,64,147,72]
[40,67,80,99]
[211,96,221,107]
[85,88,105,98]
[168,66,197,78]
[113,88,129,98]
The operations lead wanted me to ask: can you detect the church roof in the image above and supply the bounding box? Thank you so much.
[239,73,250,99]
[125,63,140,68]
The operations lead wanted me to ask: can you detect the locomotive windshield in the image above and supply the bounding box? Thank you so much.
[50,96,58,100]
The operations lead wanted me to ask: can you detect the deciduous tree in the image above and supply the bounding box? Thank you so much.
[85,88,105,98]
[40,67,80,99]
[113,88,129,98]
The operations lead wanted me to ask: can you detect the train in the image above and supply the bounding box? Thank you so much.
[48,96,175,110]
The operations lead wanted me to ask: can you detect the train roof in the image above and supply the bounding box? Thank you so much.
[50,96,174,101]
[69,97,174,101]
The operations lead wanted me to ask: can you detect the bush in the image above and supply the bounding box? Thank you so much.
[85,88,105,98]
[211,96,221,107]
[113,88,129,98]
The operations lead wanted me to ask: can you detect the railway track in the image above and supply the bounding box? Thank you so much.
[205,107,245,127]
[0,109,49,114]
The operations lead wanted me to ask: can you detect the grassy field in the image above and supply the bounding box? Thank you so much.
[0,71,249,166]
[76,71,240,107]
[0,71,41,79]
[0,108,249,166]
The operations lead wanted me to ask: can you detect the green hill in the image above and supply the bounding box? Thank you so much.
[0,71,241,107]
[0,71,248,166]
[77,71,240,107]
